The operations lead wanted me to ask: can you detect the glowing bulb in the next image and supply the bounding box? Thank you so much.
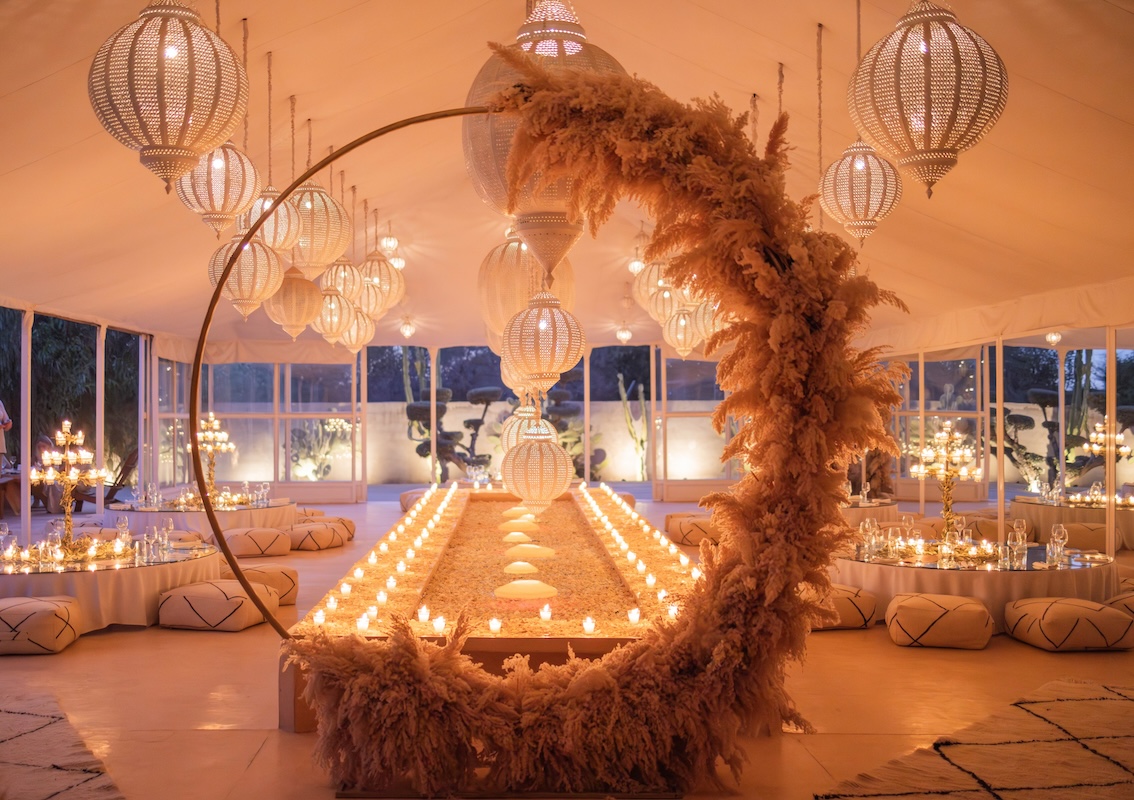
[357,615,370,631]
[386,576,396,590]
[396,561,406,573]
[163,45,179,58]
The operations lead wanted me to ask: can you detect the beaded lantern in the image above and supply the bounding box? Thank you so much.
[207,235,283,319]
[240,185,302,252]
[264,268,323,340]
[502,291,585,394]
[88,0,248,191]
[478,230,575,338]
[175,141,260,236]
[688,300,726,344]
[849,0,1008,197]
[615,325,633,344]
[500,404,558,453]
[366,254,406,315]
[500,426,574,517]
[663,308,701,359]
[819,139,903,243]
[290,180,352,280]
[632,259,669,311]
[320,259,365,304]
[339,308,376,355]
[354,280,386,321]
[310,288,354,345]
[647,285,682,324]
[463,1,625,275]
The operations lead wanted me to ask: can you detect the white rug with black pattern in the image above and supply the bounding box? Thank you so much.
[817,679,1134,799]
[0,691,124,800]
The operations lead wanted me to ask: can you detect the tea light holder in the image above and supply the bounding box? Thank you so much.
[340,582,352,595]
[357,615,370,631]
[313,609,326,625]
[418,605,430,622]
[327,596,338,610]
[353,568,364,579]
[539,604,552,621]
[489,617,501,633]
[628,608,641,624]
[432,616,446,634]
[368,552,378,564]
[367,606,378,620]
[377,590,388,604]
[396,561,406,573]
[583,617,596,634]
[386,576,397,590]
[379,542,388,553]
[668,604,679,619]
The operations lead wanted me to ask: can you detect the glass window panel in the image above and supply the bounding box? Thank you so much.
[158,418,189,488]
[590,346,650,482]
[159,359,175,414]
[367,346,431,403]
[290,364,352,413]
[923,358,977,411]
[286,417,357,481]
[213,418,275,483]
[104,329,139,482]
[665,358,723,403]
[31,315,97,443]
[0,306,23,464]
[175,362,191,415]
[212,363,274,413]
[664,416,726,479]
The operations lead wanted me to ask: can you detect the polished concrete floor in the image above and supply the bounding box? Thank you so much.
[6,498,1133,800]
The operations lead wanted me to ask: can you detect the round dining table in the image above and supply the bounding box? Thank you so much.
[111,500,297,541]
[1009,497,1134,549]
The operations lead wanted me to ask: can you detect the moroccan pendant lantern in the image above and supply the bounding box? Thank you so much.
[264,268,322,340]
[88,0,248,191]
[849,0,1008,197]
[663,308,701,359]
[175,140,260,236]
[290,180,351,280]
[478,229,575,339]
[632,259,669,312]
[688,301,726,344]
[338,307,376,355]
[500,403,558,453]
[241,186,303,252]
[320,259,365,304]
[309,288,354,345]
[207,235,283,319]
[819,139,903,244]
[502,291,585,394]
[647,285,682,324]
[363,254,406,315]
[500,426,573,517]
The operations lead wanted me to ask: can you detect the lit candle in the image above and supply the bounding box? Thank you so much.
[413,536,423,548]
[379,542,388,553]
[619,541,629,552]
[397,524,406,533]
[489,617,501,633]
[313,609,325,625]
[113,540,124,555]
[386,576,396,590]
[583,617,596,634]
[367,606,378,620]
[540,604,552,621]
[486,482,493,491]
[389,531,398,542]
[396,561,406,573]
[659,535,669,546]
[418,605,430,622]
[668,544,678,555]
[626,551,636,563]
[432,616,446,634]
[691,567,702,580]
[678,553,690,567]
[368,552,378,564]
[377,590,387,604]
[357,615,369,631]
[327,596,338,610]
[628,608,641,624]
[427,520,436,530]
[88,563,98,572]
[87,544,97,557]
[646,573,656,587]
[657,589,668,601]
[406,548,415,560]
[652,529,660,540]
[636,560,646,574]
[353,568,364,580]
[668,604,679,619]
[341,582,352,595]
[421,529,429,540]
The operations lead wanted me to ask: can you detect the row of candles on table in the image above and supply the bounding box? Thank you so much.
[0,515,177,571]
[859,517,1076,569]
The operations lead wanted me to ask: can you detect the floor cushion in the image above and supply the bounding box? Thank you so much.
[224,527,291,558]
[287,521,346,551]
[885,593,993,649]
[0,596,81,655]
[399,489,429,511]
[1004,597,1134,652]
[664,513,719,546]
[159,580,279,631]
[814,585,878,630]
[317,515,356,540]
[296,507,325,517]
[220,562,298,606]
[1104,591,1134,619]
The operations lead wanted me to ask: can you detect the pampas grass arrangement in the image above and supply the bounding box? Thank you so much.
[289,47,905,796]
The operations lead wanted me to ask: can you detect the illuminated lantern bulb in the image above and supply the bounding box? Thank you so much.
[240,185,302,252]
[818,139,902,244]
[309,288,354,346]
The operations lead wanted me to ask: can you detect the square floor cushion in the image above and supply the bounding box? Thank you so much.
[1005,597,1134,651]
[664,513,719,546]
[1105,591,1134,619]
[813,584,878,630]
[223,527,291,558]
[287,521,346,551]
[159,580,279,631]
[0,596,81,654]
[220,562,298,606]
[885,593,993,649]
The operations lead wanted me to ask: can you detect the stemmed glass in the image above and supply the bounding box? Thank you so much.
[1007,524,1028,569]
[1050,524,1069,567]
[161,517,174,556]
[143,525,157,562]
[260,482,270,506]
[861,481,871,504]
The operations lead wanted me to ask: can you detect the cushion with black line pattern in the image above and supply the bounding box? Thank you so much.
[885,593,992,650]
[0,596,82,654]
[158,580,279,631]
[1005,597,1134,652]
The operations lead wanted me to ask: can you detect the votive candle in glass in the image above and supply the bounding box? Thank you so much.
[583,617,596,634]
[489,617,501,633]
[540,604,552,621]
[628,608,641,624]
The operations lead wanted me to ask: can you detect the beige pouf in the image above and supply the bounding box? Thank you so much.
[885,593,993,649]
[220,562,298,606]
[664,513,719,546]
[159,580,279,631]
[1104,591,1134,619]
[224,527,291,558]
[318,515,356,540]
[1005,597,1134,651]
[296,507,325,517]
[0,596,82,655]
[814,585,878,630]
[287,521,346,551]
[399,489,429,511]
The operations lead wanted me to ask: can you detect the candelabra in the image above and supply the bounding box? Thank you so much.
[29,420,108,544]
[189,412,236,501]
[1084,417,1131,458]
[910,420,982,534]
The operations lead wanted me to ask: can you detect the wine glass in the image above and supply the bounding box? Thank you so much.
[116,514,130,536]
[1050,524,1069,566]
[900,514,914,535]
[862,481,871,504]
[143,525,157,562]
[1012,518,1027,538]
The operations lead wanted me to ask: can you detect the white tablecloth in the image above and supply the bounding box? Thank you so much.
[841,501,900,528]
[0,551,221,633]
[1009,498,1134,550]
[830,556,1119,632]
[118,503,297,541]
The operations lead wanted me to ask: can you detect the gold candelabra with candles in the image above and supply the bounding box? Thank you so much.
[910,419,982,534]
[28,420,108,544]
[1084,417,1131,458]
[188,412,236,502]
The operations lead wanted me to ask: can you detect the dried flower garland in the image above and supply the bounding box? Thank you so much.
[288,48,904,796]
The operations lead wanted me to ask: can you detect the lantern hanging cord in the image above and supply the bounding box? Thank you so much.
[289,96,296,181]
[265,53,273,184]
[777,63,784,117]
[306,119,313,171]
[215,0,221,36]
[351,186,358,263]
[241,18,249,151]
[816,23,824,231]
[363,199,370,253]
[856,0,862,60]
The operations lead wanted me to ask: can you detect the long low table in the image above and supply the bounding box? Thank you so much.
[1009,497,1134,549]
[1,548,221,633]
[830,550,1119,632]
[113,501,297,540]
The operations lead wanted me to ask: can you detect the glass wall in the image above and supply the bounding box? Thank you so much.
[589,346,651,482]
[366,345,432,485]
[157,359,193,487]
[104,328,139,491]
[0,306,22,466]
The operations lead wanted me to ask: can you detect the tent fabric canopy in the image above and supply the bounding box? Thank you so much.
[1,0,1132,360]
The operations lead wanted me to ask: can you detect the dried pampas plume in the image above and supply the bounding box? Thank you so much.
[288,44,907,796]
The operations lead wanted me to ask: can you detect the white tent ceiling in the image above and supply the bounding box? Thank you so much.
[1,0,1132,360]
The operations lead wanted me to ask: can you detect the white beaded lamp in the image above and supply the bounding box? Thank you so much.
[647,285,682,324]
[320,259,365,304]
[310,288,354,345]
[849,0,1008,197]
[339,308,376,355]
[500,426,574,517]
[175,141,260,236]
[688,301,726,344]
[88,0,248,191]
[366,255,406,315]
[663,308,701,359]
[478,229,575,338]
[819,139,903,243]
[290,180,351,280]
[207,235,283,319]
[500,404,558,453]
[632,259,669,311]
[501,291,585,394]
[615,325,633,344]
[241,186,302,252]
[264,268,323,340]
